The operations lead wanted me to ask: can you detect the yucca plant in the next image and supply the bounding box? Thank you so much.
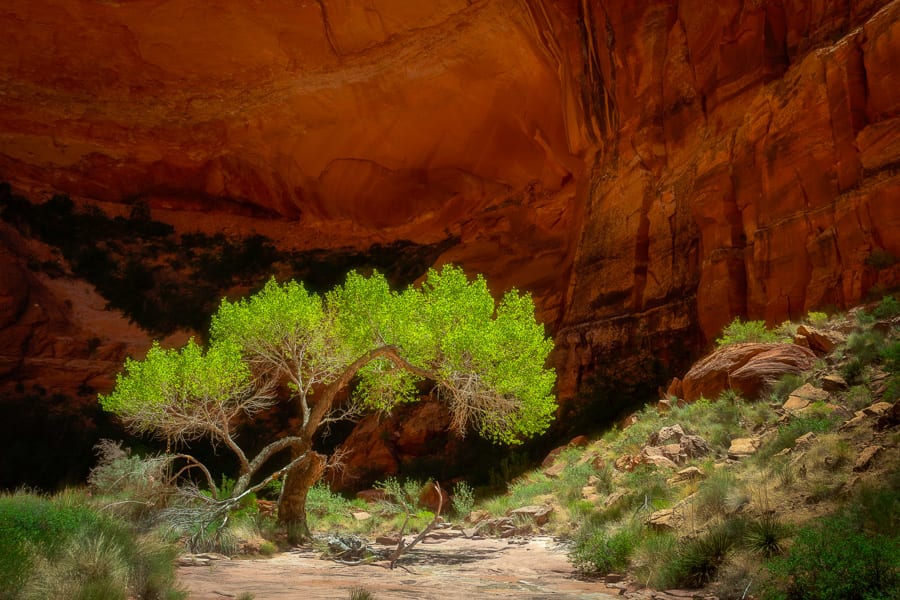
[743,513,790,558]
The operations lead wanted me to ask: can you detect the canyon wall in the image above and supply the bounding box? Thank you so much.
[1,0,899,484]
[556,0,900,401]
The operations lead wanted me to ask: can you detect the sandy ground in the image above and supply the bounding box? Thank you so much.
[177,535,620,599]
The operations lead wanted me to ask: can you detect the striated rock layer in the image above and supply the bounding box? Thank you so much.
[1,0,900,479]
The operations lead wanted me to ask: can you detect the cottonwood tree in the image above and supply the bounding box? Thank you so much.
[100,265,556,541]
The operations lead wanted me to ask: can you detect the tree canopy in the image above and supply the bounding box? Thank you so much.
[100,264,556,539]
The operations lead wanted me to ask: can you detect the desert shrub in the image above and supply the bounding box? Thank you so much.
[770,373,804,403]
[757,414,837,460]
[349,588,375,600]
[663,523,741,589]
[841,357,866,385]
[850,474,900,537]
[805,311,829,327]
[451,481,475,519]
[305,483,366,531]
[88,440,177,521]
[631,531,679,589]
[558,460,599,505]
[570,520,639,574]
[485,472,555,515]
[259,541,278,556]
[716,318,781,347]
[766,461,792,493]
[621,466,671,511]
[880,341,900,373]
[872,295,900,319]
[845,330,886,365]
[764,513,900,600]
[884,376,900,401]
[0,490,184,600]
[696,469,739,519]
[744,401,777,429]
[743,513,790,558]
[663,393,749,450]
[842,384,875,410]
[592,461,614,496]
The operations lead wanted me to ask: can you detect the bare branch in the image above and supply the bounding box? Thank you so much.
[167,453,219,499]
[388,482,444,569]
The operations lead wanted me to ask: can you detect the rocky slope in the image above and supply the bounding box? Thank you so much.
[1,1,899,485]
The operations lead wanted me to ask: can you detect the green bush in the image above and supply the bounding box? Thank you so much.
[451,481,475,519]
[716,318,781,347]
[880,341,900,374]
[695,469,738,519]
[841,358,866,386]
[764,514,899,600]
[805,311,829,327]
[663,524,740,589]
[872,295,900,319]
[0,490,184,600]
[632,531,678,589]
[770,373,804,402]
[744,513,790,558]
[884,376,900,402]
[758,414,837,460]
[570,521,638,574]
[846,330,886,365]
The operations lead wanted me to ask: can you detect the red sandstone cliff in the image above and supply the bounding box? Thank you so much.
[1,1,899,477]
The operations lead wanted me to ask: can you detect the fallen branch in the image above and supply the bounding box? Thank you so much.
[387,481,444,569]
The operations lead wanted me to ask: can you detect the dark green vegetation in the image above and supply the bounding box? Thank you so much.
[0,183,456,334]
[0,489,184,599]
[765,503,899,600]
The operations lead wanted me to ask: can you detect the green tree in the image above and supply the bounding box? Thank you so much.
[100,265,556,541]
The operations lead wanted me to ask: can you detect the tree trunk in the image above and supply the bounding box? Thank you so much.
[278,450,326,544]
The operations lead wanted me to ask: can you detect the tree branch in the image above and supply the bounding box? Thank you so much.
[167,453,219,499]
[388,481,444,569]
[305,345,437,439]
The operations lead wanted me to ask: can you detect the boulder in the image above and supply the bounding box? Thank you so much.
[682,343,816,401]
[640,447,680,470]
[729,346,818,400]
[862,401,894,417]
[667,466,705,485]
[821,374,849,392]
[728,438,761,459]
[614,454,639,472]
[648,424,687,446]
[853,445,883,472]
[665,377,684,400]
[875,400,900,430]
[647,509,681,531]
[507,505,553,526]
[795,325,838,355]
[645,424,711,465]
[793,432,818,449]
[783,383,830,412]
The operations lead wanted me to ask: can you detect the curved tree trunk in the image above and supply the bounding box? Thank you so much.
[278,450,326,544]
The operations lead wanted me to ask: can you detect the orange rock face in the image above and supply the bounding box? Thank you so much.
[1,0,900,484]
[555,0,900,398]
